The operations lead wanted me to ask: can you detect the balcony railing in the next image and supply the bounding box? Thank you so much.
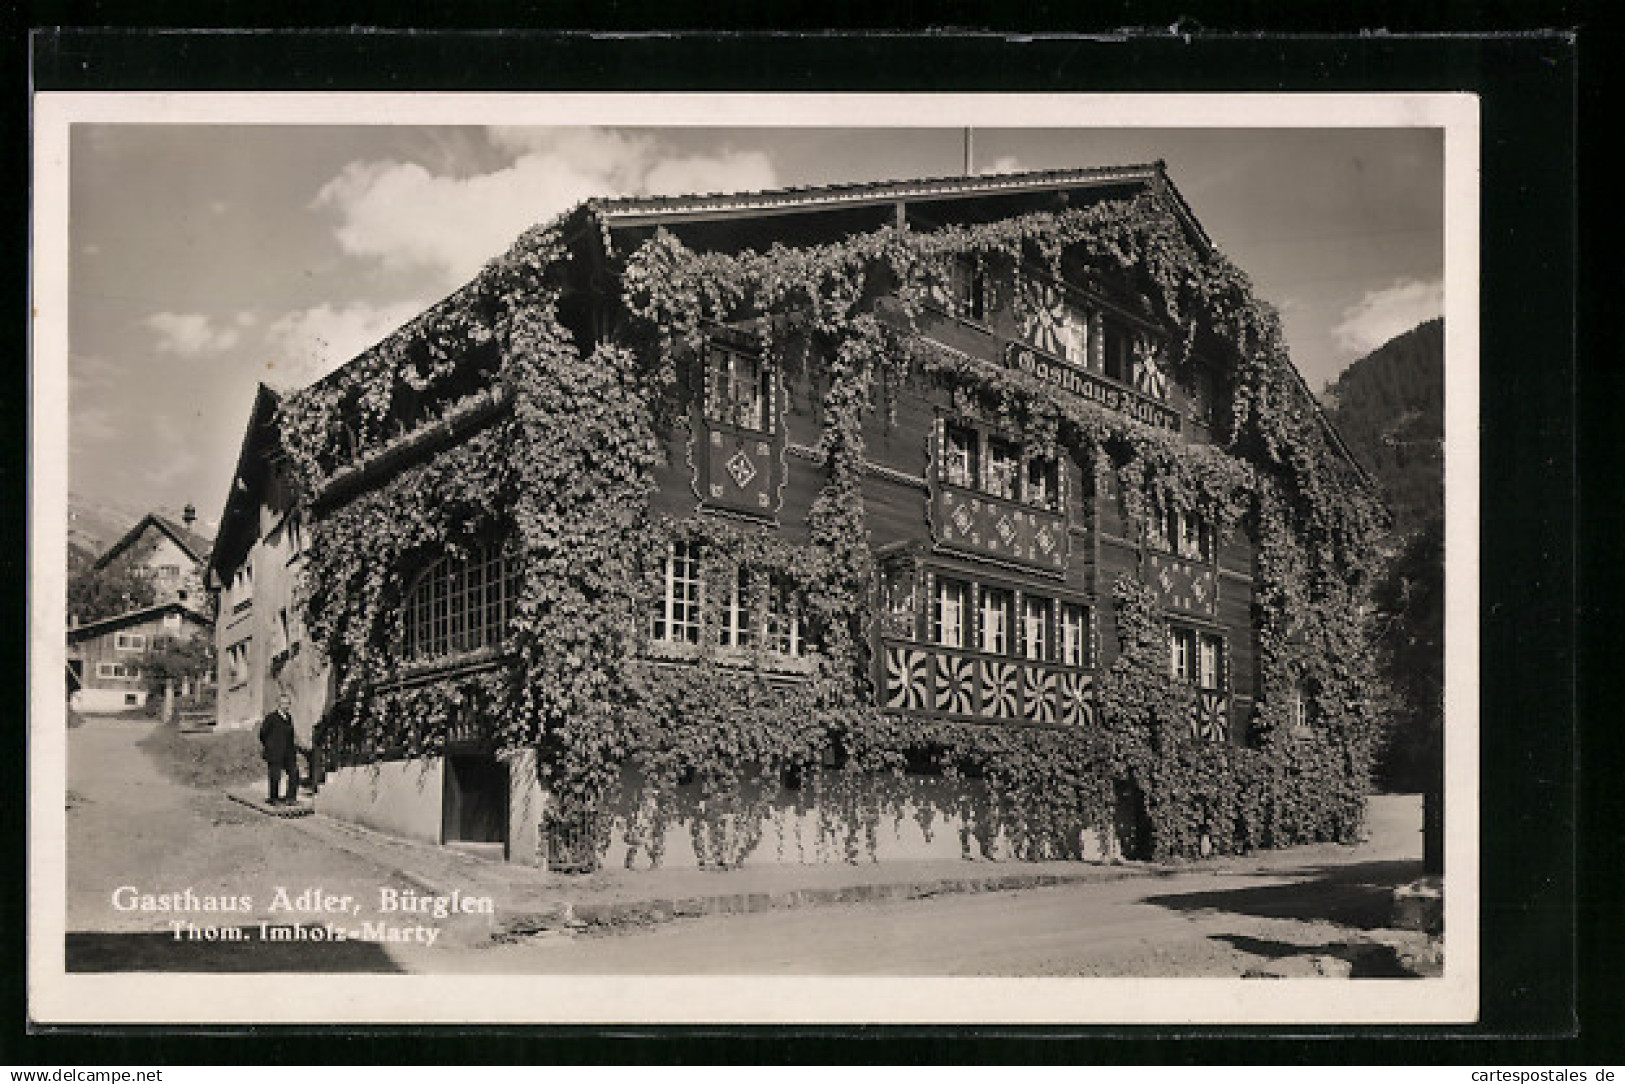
[878,638,1096,728]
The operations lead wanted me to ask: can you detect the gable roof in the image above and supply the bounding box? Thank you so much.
[67,600,213,643]
[591,161,1212,249]
[93,512,213,570]
[204,383,284,588]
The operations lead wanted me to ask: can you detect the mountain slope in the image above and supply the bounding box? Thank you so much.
[1323,316,1443,535]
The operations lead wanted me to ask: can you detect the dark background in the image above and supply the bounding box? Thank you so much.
[8,15,1599,1065]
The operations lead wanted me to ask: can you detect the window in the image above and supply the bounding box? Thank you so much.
[1170,626,1225,690]
[403,542,522,661]
[1103,321,1134,384]
[1020,596,1051,662]
[766,577,803,657]
[114,632,146,652]
[949,256,992,322]
[1060,603,1090,668]
[984,438,1020,500]
[944,423,979,489]
[719,567,755,650]
[226,641,250,683]
[96,662,142,680]
[1148,508,1212,563]
[705,341,772,432]
[933,578,970,649]
[978,587,1013,655]
[653,541,703,645]
[1025,455,1059,511]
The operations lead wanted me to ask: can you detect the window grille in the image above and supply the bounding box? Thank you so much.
[404,542,522,661]
[766,576,802,657]
[979,587,1013,655]
[653,541,703,645]
[944,423,979,489]
[704,341,771,432]
[1020,596,1051,662]
[984,439,1020,500]
[934,578,969,648]
[1060,604,1090,667]
[1025,455,1059,511]
[719,567,755,650]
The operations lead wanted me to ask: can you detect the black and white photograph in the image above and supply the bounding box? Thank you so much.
[30,92,1479,1025]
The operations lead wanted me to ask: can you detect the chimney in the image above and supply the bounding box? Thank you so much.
[183,503,197,527]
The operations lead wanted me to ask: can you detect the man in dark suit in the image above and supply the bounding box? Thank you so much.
[259,692,300,805]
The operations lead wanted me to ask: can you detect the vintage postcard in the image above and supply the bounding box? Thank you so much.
[30,91,1479,1025]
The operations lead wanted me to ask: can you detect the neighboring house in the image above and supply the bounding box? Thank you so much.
[91,508,213,606]
[229,165,1385,870]
[203,384,330,739]
[67,601,212,714]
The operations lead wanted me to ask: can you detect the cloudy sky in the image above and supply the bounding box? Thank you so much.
[66,124,1442,532]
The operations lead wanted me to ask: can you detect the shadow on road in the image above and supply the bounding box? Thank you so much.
[1213,933,1419,978]
[66,931,404,973]
[1143,859,1421,930]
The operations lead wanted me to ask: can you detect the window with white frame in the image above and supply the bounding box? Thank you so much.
[114,632,146,652]
[1148,508,1212,563]
[1170,626,1224,690]
[1020,595,1051,662]
[96,662,141,680]
[933,578,970,649]
[943,423,979,489]
[403,542,522,661]
[718,567,755,650]
[653,541,704,645]
[704,341,772,432]
[978,587,1013,655]
[984,438,1020,500]
[1060,603,1090,668]
[1025,455,1059,511]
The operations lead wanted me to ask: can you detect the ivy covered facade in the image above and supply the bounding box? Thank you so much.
[262,164,1389,869]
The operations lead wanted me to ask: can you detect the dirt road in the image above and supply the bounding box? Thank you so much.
[65,717,1432,977]
[401,857,1429,977]
[66,717,419,971]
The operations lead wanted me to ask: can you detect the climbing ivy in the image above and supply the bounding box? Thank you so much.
[284,190,1389,865]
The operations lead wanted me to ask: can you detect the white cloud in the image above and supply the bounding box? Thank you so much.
[981,155,1027,175]
[266,300,427,387]
[142,312,241,357]
[1331,277,1444,357]
[314,128,781,284]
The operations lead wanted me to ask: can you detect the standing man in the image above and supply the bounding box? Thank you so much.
[259,692,299,805]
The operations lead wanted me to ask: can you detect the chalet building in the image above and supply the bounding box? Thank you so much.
[204,384,330,737]
[241,164,1383,868]
[67,600,212,713]
[89,509,212,606]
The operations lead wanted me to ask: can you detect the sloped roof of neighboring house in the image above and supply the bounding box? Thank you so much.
[93,512,213,570]
[204,383,285,588]
[67,600,213,644]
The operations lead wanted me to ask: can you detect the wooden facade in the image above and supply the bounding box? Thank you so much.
[245,164,1378,865]
[627,173,1256,745]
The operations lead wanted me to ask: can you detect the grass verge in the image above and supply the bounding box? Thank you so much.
[137,717,263,790]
